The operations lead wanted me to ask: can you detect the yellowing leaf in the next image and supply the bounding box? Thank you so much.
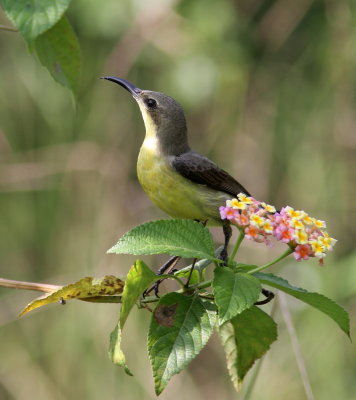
[109,325,133,376]
[20,275,124,316]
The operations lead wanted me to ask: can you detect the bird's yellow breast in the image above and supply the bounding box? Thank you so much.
[137,138,231,224]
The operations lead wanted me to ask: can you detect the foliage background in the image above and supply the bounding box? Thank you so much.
[0,0,355,399]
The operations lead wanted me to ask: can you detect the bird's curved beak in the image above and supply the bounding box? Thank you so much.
[100,76,142,98]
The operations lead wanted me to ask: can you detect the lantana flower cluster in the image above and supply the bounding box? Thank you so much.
[219,193,337,264]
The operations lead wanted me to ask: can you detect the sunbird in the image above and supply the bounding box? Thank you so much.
[102,77,250,261]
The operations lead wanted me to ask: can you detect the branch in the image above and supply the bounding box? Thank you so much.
[0,25,17,32]
[0,277,61,293]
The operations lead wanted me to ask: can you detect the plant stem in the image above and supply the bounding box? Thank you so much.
[248,248,293,274]
[194,279,212,291]
[278,292,315,400]
[184,258,197,288]
[0,25,17,32]
[0,278,61,293]
[229,229,245,262]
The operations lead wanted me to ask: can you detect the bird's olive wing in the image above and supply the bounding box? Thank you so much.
[171,152,250,197]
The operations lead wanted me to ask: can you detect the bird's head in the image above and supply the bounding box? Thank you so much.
[101,76,189,155]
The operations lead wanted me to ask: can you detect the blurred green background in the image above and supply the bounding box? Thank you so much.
[1,0,355,399]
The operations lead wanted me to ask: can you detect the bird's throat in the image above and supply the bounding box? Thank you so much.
[142,136,159,153]
[139,105,158,138]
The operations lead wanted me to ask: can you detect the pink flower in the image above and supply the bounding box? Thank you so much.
[235,212,249,226]
[274,223,294,243]
[219,206,239,221]
[221,193,336,264]
[293,244,311,261]
[245,225,259,240]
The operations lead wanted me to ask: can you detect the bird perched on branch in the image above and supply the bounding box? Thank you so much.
[102,77,250,262]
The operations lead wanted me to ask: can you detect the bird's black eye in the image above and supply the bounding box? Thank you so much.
[146,98,157,108]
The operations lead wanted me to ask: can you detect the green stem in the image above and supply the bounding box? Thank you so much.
[194,279,213,291]
[229,229,245,262]
[140,296,161,304]
[248,248,293,274]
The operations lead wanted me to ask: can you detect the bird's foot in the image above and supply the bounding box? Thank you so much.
[143,256,180,298]
[254,289,275,305]
[218,248,229,266]
[144,280,161,298]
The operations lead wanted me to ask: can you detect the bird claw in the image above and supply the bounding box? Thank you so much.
[254,289,275,305]
[143,280,161,298]
[143,256,181,298]
[219,248,229,266]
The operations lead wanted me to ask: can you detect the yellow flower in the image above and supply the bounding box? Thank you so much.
[261,202,276,213]
[295,229,308,244]
[285,206,305,220]
[319,232,337,250]
[312,218,326,229]
[227,198,246,210]
[290,218,305,230]
[237,193,254,204]
[250,214,265,227]
[262,220,274,234]
[310,240,325,258]
[302,214,313,225]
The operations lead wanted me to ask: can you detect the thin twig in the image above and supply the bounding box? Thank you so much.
[185,258,197,288]
[278,291,315,400]
[0,25,17,32]
[0,278,61,293]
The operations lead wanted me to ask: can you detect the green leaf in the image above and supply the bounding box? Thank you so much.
[108,324,133,376]
[20,275,124,316]
[120,260,157,329]
[33,16,81,94]
[0,0,71,39]
[218,306,277,391]
[174,268,200,285]
[148,292,217,395]
[108,219,216,260]
[233,263,258,273]
[213,268,261,325]
[255,272,350,337]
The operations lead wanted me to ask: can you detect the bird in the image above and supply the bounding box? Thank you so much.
[102,77,250,263]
